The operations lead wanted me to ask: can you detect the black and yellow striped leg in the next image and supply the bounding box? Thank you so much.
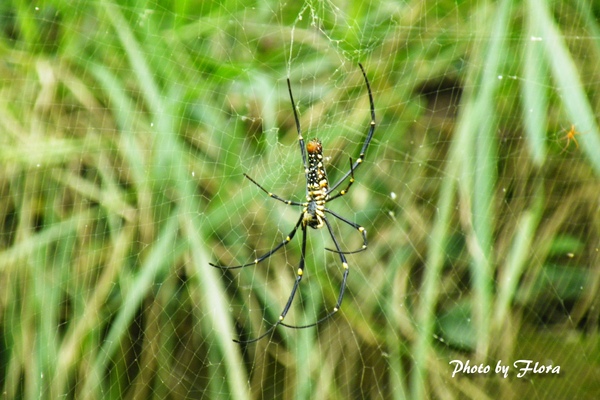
[323,208,367,254]
[328,157,355,201]
[209,213,304,270]
[281,217,348,329]
[326,63,376,194]
[234,223,308,343]
[244,173,305,207]
[287,78,309,174]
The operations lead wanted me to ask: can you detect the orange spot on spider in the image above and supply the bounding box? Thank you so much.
[306,139,322,154]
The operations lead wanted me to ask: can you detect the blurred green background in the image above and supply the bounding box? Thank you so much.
[1,0,599,399]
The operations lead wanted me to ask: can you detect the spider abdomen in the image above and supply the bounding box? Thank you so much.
[303,200,324,229]
[306,138,329,195]
[303,138,328,229]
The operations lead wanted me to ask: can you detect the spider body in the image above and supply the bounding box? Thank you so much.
[304,138,328,229]
[560,124,580,153]
[211,64,375,343]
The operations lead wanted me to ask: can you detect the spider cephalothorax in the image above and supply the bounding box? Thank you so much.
[211,64,375,343]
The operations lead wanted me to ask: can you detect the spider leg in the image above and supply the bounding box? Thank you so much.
[327,157,355,202]
[322,208,367,254]
[287,78,309,181]
[244,173,305,206]
[328,63,376,194]
[210,213,304,270]
[281,217,348,329]
[234,223,308,343]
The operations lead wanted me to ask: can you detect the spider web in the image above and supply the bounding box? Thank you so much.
[1,0,599,399]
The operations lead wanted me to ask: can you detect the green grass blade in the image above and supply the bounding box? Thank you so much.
[529,0,600,174]
[82,212,184,396]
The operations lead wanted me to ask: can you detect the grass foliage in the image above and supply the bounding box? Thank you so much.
[1,0,599,399]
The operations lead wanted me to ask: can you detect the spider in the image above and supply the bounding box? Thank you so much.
[211,63,375,343]
[559,124,580,153]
